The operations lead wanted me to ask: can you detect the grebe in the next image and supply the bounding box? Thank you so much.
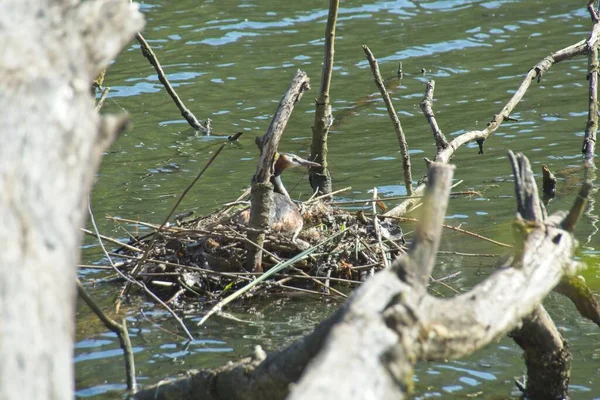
[235,153,320,235]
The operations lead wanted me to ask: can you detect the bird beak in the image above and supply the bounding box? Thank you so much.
[296,157,321,168]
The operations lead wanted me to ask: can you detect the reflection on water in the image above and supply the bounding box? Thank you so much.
[79,0,600,397]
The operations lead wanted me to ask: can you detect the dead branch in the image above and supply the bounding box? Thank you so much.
[385,39,588,218]
[582,1,600,160]
[363,45,414,196]
[420,80,448,151]
[135,152,589,400]
[135,32,210,133]
[246,70,311,272]
[309,0,339,195]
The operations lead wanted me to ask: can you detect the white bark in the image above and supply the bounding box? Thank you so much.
[0,1,143,399]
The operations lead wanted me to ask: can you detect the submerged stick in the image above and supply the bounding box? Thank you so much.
[77,279,137,394]
[363,45,413,196]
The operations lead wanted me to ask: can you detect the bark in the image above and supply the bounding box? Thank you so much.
[510,307,571,400]
[246,71,311,272]
[542,165,557,197]
[309,0,339,195]
[0,1,143,399]
[582,1,600,161]
[135,153,589,400]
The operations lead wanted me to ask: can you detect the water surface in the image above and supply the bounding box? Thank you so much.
[78,0,600,398]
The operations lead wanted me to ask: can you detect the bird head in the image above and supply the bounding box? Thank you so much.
[274,153,320,176]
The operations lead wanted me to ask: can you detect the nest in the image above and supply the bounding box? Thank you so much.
[110,199,406,306]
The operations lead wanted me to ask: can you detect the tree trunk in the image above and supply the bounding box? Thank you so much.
[0,1,143,398]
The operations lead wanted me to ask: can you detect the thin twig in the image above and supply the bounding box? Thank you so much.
[304,186,352,205]
[329,191,480,206]
[80,228,143,253]
[77,264,118,270]
[95,87,110,111]
[198,229,347,326]
[139,308,188,340]
[278,283,332,297]
[273,273,362,285]
[110,252,254,281]
[382,215,512,248]
[436,251,499,258]
[122,144,225,297]
[87,202,195,341]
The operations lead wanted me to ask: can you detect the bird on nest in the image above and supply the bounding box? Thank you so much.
[234,152,320,237]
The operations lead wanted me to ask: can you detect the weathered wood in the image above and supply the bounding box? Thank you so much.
[0,1,143,399]
[420,80,449,151]
[136,153,588,400]
[407,163,454,286]
[246,71,310,271]
[385,39,588,218]
[510,307,571,400]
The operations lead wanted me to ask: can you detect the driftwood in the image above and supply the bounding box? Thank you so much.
[135,152,590,400]
[246,70,311,272]
[0,1,143,399]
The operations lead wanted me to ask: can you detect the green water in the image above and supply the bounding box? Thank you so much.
[77,0,600,398]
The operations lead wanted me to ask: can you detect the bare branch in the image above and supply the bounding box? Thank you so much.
[363,45,413,196]
[246,71,311,271]
[420,80,449,151]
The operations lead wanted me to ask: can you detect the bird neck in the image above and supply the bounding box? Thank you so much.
[272,174,291,201]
